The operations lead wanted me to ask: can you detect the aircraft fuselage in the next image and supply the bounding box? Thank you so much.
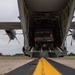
[18,0,75,57]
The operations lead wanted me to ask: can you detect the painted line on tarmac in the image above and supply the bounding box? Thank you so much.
[33,58,61,75]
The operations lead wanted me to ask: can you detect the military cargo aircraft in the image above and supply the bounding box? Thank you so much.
[0,0,75,57]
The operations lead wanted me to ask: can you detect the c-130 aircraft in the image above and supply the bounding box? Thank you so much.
[0,0,75,57]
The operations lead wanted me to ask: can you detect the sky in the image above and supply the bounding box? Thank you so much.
[0,0,75,55]
[0,0,23,55]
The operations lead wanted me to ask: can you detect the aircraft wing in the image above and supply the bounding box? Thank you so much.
[0,22,21,29]
[0,22,75,29]
[70,22,75,29]
[0,22,22,43]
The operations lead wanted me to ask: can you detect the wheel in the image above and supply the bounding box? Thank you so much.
[22,47,25,53]
[22,47,30,57]
[50,43,54,50]
[35,43,41,50]
[42,43,48,50]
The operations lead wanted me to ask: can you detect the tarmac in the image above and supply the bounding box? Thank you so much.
[0,56,75,75]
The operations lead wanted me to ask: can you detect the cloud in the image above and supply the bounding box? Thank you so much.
[67,36,75,53]
[0,0,22,55]
[0,0,20,22]
[0,45,23,55]
[0,30,24,55]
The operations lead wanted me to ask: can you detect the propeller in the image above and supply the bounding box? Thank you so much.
[69,30,72,33]
[15,36,20,44]
[8,36,20,44]
[4,30,22,44]
[8,39,11,44]
[68,30,73,46]
[71,39,73,46]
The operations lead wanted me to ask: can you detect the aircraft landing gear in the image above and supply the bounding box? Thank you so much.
[22,47,26,55]
[22,47,30,57]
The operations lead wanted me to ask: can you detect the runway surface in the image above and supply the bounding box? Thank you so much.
[4,57,75,75]
[0,57,35,75]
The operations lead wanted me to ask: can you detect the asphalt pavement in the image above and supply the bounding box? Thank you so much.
[5,58,75,75]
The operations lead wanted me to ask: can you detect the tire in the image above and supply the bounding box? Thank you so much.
[35,43,39,50]
[22,47,30,57]
[50,43,54,50]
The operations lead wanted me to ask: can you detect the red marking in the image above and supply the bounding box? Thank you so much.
[50,34,54,42]
[34,38,36,42]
